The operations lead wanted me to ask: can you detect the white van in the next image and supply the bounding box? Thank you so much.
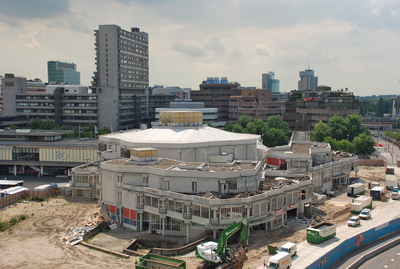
[265,252,292,269]
[278,242,297,257]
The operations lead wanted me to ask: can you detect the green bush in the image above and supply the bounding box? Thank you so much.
[9,217,18,226]
[19,215,26,221]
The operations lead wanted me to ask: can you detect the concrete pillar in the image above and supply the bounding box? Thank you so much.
[140,213,143,231]
[186,223,190,244]
[119,208,122,225]
[213,229,217,240]
[14,165,17,176]
[265,222,268,231]
[162,218,165,236]
[186,203,190,214]
[40,166,43,176]
[246,207,250,217]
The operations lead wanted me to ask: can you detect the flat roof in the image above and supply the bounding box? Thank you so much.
[0,138,98,148]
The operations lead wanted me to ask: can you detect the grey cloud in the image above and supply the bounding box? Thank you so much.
[204,36,225,55]
[0,0,70,19]
[232,49,242,58]
[171,40,206,58]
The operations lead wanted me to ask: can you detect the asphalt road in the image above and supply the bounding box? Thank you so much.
[334,232,400,268]
[360,243,400,269]
[2,174,70,190]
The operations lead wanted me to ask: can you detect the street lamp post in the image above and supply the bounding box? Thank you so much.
[347,134,349,153]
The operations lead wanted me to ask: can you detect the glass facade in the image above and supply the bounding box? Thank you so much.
[48,61,80,85]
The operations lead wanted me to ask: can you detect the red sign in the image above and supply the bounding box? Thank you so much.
[275,209,283,214]
[290,204,297,208]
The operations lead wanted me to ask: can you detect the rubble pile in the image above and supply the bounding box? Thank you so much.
[63,208,111,246]
[333,151,353,161]
[232,189,263,199]
[350,177,365,184]
[201,192,219,199]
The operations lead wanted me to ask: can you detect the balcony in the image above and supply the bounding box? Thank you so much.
[159,208,167,214]
[210,218,219,225]
[137,203,144,209]
[183,213,192,219]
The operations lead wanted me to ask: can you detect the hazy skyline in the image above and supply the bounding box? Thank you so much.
[1,0,400,95]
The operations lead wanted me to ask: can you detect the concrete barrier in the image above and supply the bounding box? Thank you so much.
[346,235,400,269]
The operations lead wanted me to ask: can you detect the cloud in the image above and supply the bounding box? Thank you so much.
[204,36,225,55]
[19,32,42,49]
[0,0,70,19]
[171,40,206,58]
[232,49,242,58]
[255,44,270,56]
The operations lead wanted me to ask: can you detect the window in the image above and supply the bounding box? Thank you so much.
[192,181,197,192]
[143,176,148,186]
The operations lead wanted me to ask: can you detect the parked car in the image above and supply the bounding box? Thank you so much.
[278,242,297,257]
[359,209,371,220]
[348,216,361,227]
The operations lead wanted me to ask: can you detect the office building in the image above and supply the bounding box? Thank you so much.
[191,77,239,121]
[298,69,318,91]
[296,88,361,128]
[262,72,280,93]
[152,85,191,100]
[48,61,80,85]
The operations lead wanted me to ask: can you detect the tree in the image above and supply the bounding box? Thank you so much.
[310,121,328,142]
[323,136,338,150]
[245,119,267,135]
[223,123,235,132]
[327,115,348,141]
[99,127,111,135]
[346,114,368,141]
[266,115,290,135]
[27,118,43,129]
[232,124,244,133]
[353,132,375,155]
[263,128,288,147]
[376,97,385,117]
[238,114,251,129]
[9,125,18,129]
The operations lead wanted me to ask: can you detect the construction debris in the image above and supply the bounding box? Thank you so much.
[63,207,111,246]
[232,190,262,198]
[333,151,354,161]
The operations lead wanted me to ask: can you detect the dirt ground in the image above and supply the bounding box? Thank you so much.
[0,166,393,269]
[0,197,138,268]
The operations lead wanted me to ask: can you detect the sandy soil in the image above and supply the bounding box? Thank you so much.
[0,197,137,268]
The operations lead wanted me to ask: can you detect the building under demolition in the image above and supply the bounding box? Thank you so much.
[70,111,358,243]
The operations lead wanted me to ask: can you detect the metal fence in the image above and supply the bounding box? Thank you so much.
[0,187,57,208]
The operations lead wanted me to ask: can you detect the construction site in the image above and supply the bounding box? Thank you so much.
[0,165,392,268]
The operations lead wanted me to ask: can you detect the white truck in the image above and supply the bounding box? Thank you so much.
[264,252,292,269]
[386,174,398,190]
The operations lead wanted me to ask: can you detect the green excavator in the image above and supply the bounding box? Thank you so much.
[195,217,249,269]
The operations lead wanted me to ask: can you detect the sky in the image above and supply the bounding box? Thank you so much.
[0,0,400,96]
